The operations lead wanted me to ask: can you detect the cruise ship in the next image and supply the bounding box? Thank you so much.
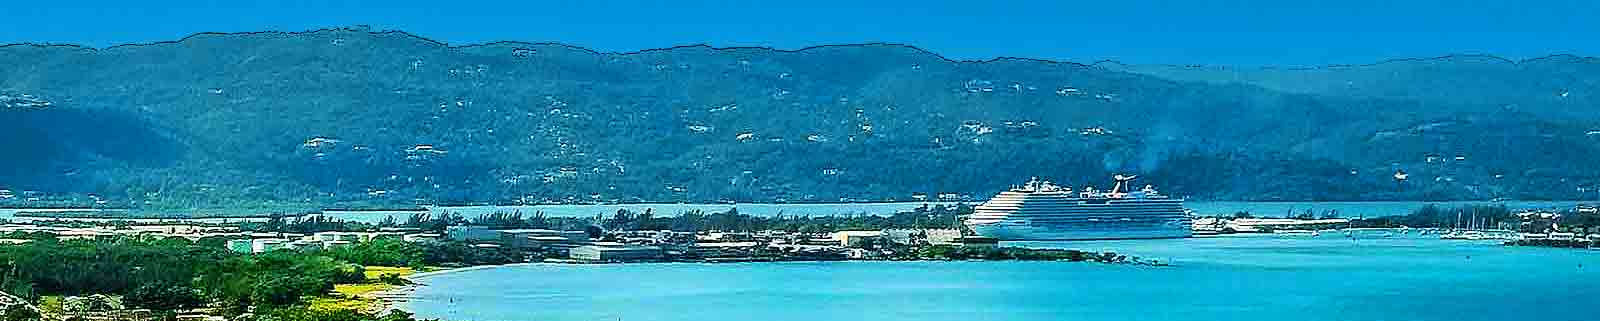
[965,175,1192,241]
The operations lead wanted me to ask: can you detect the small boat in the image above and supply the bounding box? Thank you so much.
[1311,230,1322,237]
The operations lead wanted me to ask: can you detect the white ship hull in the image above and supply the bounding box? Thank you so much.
[962,177,1192,241]
[969,221,1192,241]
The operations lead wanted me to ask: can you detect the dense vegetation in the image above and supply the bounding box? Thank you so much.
[1346,204,1516,229]
[228,204,969,236]
[453,204,970,233]
[1325,204,1599,233]
[4,28,1600,211]
[0,234,518,320]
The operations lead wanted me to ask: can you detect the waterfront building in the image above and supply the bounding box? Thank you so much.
[847,248,883,259]
[312,231,364,242]
[252,239,290,253]
[323,240,354,249]
[881,229,923,245]
[832,231,884,248]
[953,236,999,248]
[498,229,588,241]
[528,235,587,251]
[880,228,964,245]
[693,241,762,250]
[569,245,665,262]
[692,241,764,259]
[700,232,754,242]
[290,239,322,249]
[498,229,591,248]
[926,229,963,245]
[247,232,306,239]
[403,233,442,242]
[446,226,500,242]
[226,239,253,253]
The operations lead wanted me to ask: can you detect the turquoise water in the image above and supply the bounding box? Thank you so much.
[315,200,1588,223]
[405,235,1600,321]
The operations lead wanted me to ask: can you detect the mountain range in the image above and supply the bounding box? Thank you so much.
[3,27,1599,209]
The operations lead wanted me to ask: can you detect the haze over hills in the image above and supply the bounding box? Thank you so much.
[3,27,1599,209]
[1098,55,1600,120]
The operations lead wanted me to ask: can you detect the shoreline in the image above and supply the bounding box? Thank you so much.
[383,252,1162,314]
[405,263,538,281]
[380,263,538,315]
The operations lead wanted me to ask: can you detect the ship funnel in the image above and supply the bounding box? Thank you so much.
[1111,174,1139,194]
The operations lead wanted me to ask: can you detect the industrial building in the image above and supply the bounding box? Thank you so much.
[832,230,884,248]
[569,245,665,262]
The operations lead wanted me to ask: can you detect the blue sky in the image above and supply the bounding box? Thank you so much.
[3,0,1594,66]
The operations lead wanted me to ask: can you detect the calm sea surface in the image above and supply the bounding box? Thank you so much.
[405,234,1600,321]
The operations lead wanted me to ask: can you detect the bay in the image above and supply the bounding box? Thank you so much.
[404,234,1600,321]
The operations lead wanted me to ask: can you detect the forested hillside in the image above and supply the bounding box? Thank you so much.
[3,27,1598,209]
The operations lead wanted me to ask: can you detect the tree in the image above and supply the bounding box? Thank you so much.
[62,294,119,314]
[124,283,202,311]
[0,305,40,321]
[326,239,422,267]
[377,273,412,286]
[250,276,326,308]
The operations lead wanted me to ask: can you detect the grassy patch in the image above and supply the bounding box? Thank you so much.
[38,295,63,316]
[309,265,416,313]
[308,296,370,312]
[309,283,386,312]
[362,266,416,279]
[335,283,390,297]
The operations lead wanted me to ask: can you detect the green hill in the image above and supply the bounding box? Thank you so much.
[3,28,1598,209]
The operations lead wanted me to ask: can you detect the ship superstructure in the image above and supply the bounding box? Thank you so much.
[965,175,1192,240]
